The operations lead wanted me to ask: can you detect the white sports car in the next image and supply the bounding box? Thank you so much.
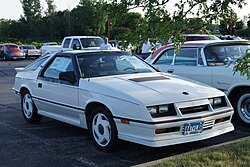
[12,50,234,151]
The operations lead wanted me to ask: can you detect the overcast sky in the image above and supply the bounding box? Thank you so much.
[0,0,249,21]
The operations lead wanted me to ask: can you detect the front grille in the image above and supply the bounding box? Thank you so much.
[180,105,209,115]
[203,120,215,131]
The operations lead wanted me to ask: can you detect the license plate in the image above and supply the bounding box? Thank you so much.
[182,121,204,135]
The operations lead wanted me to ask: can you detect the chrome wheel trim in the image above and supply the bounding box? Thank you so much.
[237,93,250,124]
[92,113,111,147]
[22,94,33,119]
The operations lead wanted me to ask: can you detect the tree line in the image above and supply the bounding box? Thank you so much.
[0,0,249,45]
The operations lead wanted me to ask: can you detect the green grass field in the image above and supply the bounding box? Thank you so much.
[152,137,250,167]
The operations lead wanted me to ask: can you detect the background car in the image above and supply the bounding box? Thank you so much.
[12,50,234,151]
[0,44,25,60]
[184,34,221,41]
[147,40,250,125]
[218,35,243,40]
[20,45,41,58]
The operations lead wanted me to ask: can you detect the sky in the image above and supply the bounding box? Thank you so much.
[0,0,80,20]
[0,0,249,21]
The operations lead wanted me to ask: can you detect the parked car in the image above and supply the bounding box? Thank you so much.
[0,44,25,60]
[40,36,104,56]
[184,34,220,41]
[20,45,41,58]
[12,50,234,151]
[146,40,250,125]
[41,42,58,46]
[218,35,243,40]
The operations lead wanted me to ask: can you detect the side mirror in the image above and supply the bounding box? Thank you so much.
[59,71,76,84]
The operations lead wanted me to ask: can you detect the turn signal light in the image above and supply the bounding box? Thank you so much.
[121,119,130,124]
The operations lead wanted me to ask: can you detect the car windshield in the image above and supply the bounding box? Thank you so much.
[77,53,156,78]
[80,38,104,48]
[204,44,250,66]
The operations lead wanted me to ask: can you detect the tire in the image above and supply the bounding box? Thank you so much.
[234,89,250,125]
[88,107,118,152]
[21,90,43,123]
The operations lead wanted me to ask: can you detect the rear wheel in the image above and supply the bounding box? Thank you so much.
[21,90,43,123]
[234,89,250,125]
[88,107,118,152]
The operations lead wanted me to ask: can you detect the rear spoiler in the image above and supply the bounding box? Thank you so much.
[15,67,25,72]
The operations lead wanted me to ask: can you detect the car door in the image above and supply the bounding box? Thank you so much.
[204,44,243,92]
[153,47,213,86]
[32,54,82,126]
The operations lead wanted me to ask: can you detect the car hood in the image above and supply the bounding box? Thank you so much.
[81,72,224,106]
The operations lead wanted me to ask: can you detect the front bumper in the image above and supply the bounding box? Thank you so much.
[115,109,234,147]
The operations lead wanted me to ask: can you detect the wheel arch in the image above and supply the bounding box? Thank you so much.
[20,86,30,95]
[85,101,113,128]
[228,85,250,104]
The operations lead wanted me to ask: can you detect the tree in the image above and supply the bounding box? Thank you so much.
[106,0,246,41]
[20,0,42,22]
[70,0,104,35]
[45,0,56,16]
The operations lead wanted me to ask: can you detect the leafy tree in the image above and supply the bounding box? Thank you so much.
[105,0,246,41]
[20,0,42,22]
[70,0,108,36]
[45,0,56,16]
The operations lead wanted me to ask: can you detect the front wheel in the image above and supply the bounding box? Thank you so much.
[89,107,118,152]
[234,90,250,125]
[21,90,43,123]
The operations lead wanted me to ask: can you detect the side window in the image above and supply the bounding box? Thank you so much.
[154,49,174,65]
[62,39,71,48]
[204,46,226,66]
[174,48,198,66]
[43,57,73,79]
[71,39,81,49]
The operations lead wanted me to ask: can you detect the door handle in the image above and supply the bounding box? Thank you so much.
[167,69,174,73]
[38,83,42,88]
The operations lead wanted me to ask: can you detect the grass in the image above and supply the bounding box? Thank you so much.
[152,137,250,167]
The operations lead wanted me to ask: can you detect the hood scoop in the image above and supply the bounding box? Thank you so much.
[129,76,169,82]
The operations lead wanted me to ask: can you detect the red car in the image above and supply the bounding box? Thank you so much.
[0,44,25,60]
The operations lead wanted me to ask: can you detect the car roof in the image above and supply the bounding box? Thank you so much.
[61,50,129,55]
[151,40,250,59]
[3,43,18,46]
[184,34,215,37]
[64,36,102,39]
[20,45,35,47]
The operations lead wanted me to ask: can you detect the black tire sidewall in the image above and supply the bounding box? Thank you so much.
[88,107,118,152]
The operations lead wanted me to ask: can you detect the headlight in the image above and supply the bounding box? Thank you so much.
[147,104,176,118]
[209,96,227,109]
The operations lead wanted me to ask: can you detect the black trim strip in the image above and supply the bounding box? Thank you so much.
[129,76,169,82]
[33,96,85,111]
[114,109,233,125]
